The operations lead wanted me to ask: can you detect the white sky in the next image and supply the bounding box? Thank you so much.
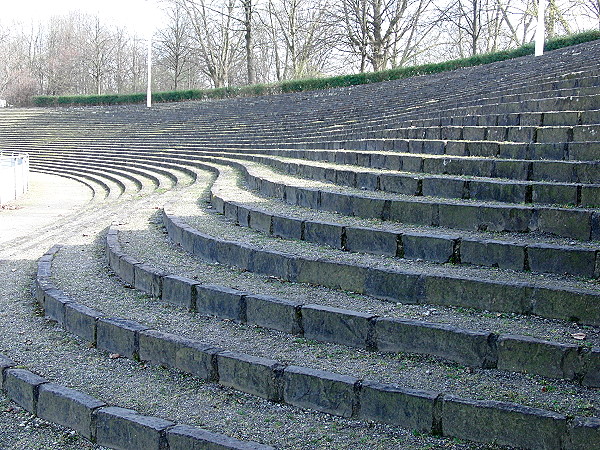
[0,0,163,35]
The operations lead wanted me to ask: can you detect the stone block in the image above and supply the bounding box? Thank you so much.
[532,184,578,207]
[497,335,581,380]
[568,142,600,161]
[494,160,529,180]
[375,318,496,368]
[537,126,570,143]
[295,187,320,209]
[301,304,374,348]
[43,289,73,325]
[118,254,139,286]
[4,369,47,414]
[245,294,302,334]
[303,221,343,249]
[248,210,272,234]
[460,239,524,271]
[138,330,218,381]
[64,302,102,344]
[216,351,283,401]
[421,177,465,199]
[581,186,600,208]
[0,355,16,389]
[423,276,532,314]
[498,143,529,159]
[568,417,600,450]
[134,263,165,298]
[532,286,600,326]
[358,381,438,432]
[38,383,105,440]
[162,275,199,310]
[271,215,303,240]
[528,244,597,278]
[356,172,379,190]
[195,284,246,322]
[388,200,437,227]
[191,230,219,263]
[477,204,532,233]
[467,142,499,158]
[344,227,398,256]
[222,201,238,222]
[582,348,600,387]
[350,195,386,220]
[248,249,293,280]
[437,203,480,231]
[401,233,455,263]
[95,406,175,450]
[469,180,527,203]
[294,259,368,294]
[442,396,566,450]
[96,318,150,358]
[167,424,275,450]
[364,268,422,303]
[379,174,420,195]
[283,365,357,417]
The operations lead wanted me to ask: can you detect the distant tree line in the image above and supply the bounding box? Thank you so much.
[0,0,597,105]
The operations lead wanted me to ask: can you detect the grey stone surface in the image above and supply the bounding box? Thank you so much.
[532,286,600,326]
[117,254,139,286]
[134,263,165,298]
[527,244,597,278]
[0,354,16,389]
[216,351,283,401]
[245,294,302,334]
[162,275,200,310]
[497,335,580,380]
[460,239,524,271]
[303,220,343,249]
[4,369,47,414]
[301,304,374,348]
[344,227,398,256]
[364,268,423,303]
[442,395,566,450]
[374,318,496,368]
[37,382,106,440]
[271,214,303,240]
[64,302,102,344]
[43,289,73,325]
[195,284,246,322]
[95,406,175,450]
[249,249,293,280]
[215,240,252,270]
[358,380,438,432]
[567,417,600,450]
[536,208,592,241]
[294,259,368,294]
[96,318,150,358]
[582,348,600,387]
[167,424,275,450]
[138,330,219,381]
[401,233,455,263]
[283,365,357,417]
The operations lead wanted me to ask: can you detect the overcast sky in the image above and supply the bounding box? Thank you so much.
[1,0,163,34]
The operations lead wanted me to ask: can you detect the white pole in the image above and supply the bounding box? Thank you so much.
[146,1,152,108]
[535,0,546,56]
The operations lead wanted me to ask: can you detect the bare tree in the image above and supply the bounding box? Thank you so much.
[156,2,193,90]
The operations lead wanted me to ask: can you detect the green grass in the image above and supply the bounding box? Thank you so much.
[33,30,600,108]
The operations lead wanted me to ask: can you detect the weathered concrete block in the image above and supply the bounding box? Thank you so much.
[248,210,272,234]
[379,174,420,195]
[138,330,218,381]
[358,381,438,432]
[497,335,580,380]
[388,200,437,227]
[4,369,47,414]
[191,229,219,263]
[38,383,105,440]
[303,221,343,249]
[582,348,600,387]
[581,186,600,208]
[283,365,357,417]
[460,239,524,271]
[301,304,374,348]
[442,396,566,450]
[43,289,73,325]
[245,294,302,334]
[195,284,246,322]
[568,417,600,450]
[96,318,150,358]
[248,249,294,280]
[437,203,480,231]
[64,302,102,344]
[271,215,303,240]
[134,264,166,298]
[167,424,275,450]
[364,268,423,303]
[95,406,175,450]
[424,276,532,314]
[216,351,283,401]
[375,318,496,368]
[344,227,398,256]
[0,354,16,389]
[532,184,578,207]
[421,178,465,199]
[528,244,597,278]
[215,240,252,270]
[469,180,527,203]
[532,286,600,326]
[536,208,592,241]
[294,259,368,294]
[118,254,139,286]
[162,275,200,310]
[401,233,455,263]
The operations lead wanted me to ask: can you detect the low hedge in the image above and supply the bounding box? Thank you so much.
[32,30,600,108]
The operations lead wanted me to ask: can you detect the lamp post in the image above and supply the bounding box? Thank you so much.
[146,0,153,108]
[535,0,546,56]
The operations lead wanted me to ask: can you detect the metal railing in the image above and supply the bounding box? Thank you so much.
[0,152,29,205]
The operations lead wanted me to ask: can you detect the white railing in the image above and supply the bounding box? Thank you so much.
[0,152,29,205]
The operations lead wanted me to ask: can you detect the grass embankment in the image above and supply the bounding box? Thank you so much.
[33,30,600,107]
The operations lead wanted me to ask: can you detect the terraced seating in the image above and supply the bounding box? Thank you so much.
[0,39,599,449]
